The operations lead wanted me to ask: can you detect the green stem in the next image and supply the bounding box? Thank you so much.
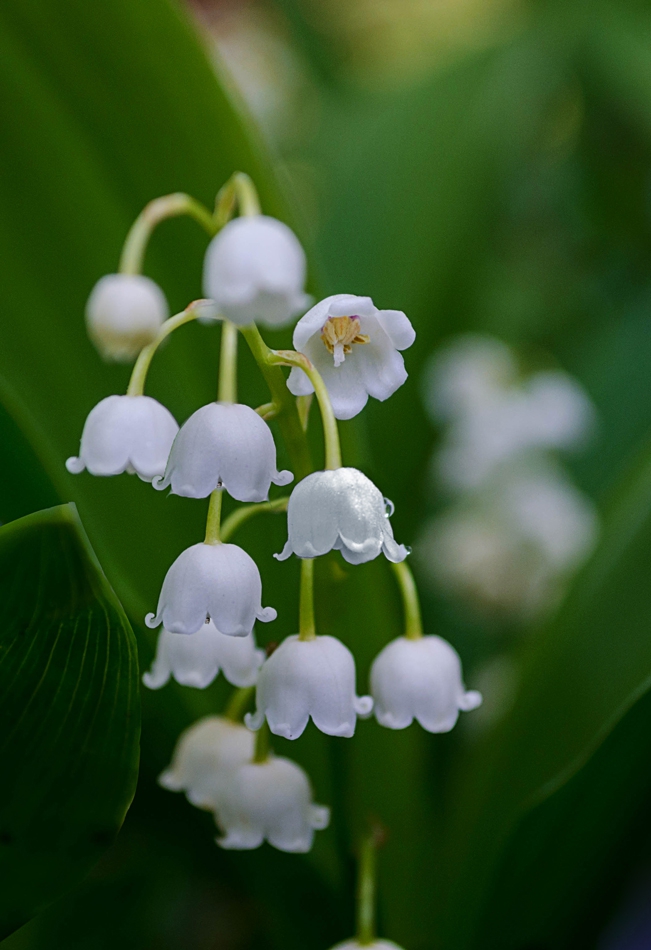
[391,561,423,640]
[240,324,312,479]
[220,496,289,543]
[218,321,238,403]
[255,401,278,420]
[299,557,316,641]
[357,832,378,946]
[253,719,272,763]
[204,489,223,545]
[232,172,261,217]
[126,302,206,396]
[268,349,341,470]
[119,193,217,275]
[225,686,255,723]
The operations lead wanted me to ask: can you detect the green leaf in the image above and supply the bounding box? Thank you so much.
[0,0,301,619]
[435,435,651,949]
[0,504,139,939]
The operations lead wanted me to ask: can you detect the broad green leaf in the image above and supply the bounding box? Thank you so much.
[0,503,139,939]
[434,435,651,949]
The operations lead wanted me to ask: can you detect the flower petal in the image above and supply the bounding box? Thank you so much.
[375,308,416,350]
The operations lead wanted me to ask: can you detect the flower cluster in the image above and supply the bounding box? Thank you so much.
[67,175,481,944]
[159,716,329,853]
[417,335,599,620]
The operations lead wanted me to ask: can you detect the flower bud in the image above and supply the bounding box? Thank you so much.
[275,467,408,565]
[216,755,330,852]
[158,716,254,809]
[86,273,168,361]
[143,622,264,690]
[65,394,178,482]
[246,634,373,739]
[370,635,482,732]
[154,402,292,502]
[145,542,276,637]
[287,294,415,420]
[203,215,309,327]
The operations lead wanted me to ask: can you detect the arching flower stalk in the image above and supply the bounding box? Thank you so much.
[370,561,482,732]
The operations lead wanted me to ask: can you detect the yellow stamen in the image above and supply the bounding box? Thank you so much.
[320,316,370,367]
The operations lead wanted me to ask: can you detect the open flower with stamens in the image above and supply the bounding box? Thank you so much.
[203,215,309,327]
[66,395,178,482]
[143,622,265,690]
[153,402,292,502]
[86,273,169,361]
[145,542,276,636]
[286,294,415,420]
[216,755,330,852]
[370,635,482,732]
[275,468,408,565]
[158,716,254,809]
[245,634,373,739]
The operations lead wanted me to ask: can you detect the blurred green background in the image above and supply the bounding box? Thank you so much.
[3,0,651,947]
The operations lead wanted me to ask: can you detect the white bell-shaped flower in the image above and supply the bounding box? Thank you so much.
[245,634,373,739]
[142,621,265,690]
[370,635,482,732]
[145,542,276,636]
[86,273,168,361]
[66,395,178,482]
[216,755,330,852]
[286,294,415,420]
[275,468,408,565]
[203,215,309,327]
[153,402,293,501]
[330,941,405,950]
[158,715,254,809]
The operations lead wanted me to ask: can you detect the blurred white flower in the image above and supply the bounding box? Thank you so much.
[275,467,408,565]
[86,273,168,361]
[216,755,330,852]
[426,336,595,493]
[203,215,309,327]
[418,463,598,619]
[153,401,293,502]
[287,294,415,420]
[370,635,482,732]
[142,621,264,690]
[246,634,373,739]
[145,542,276,636]
[66,395,178,482]
[424,335,517,422]
[158,715,254,809]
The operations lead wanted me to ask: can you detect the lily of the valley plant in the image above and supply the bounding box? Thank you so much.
[67,173,482,948]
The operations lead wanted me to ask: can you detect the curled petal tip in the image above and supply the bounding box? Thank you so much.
[65,456,85,474]
[274,541,294,561]
[460,690,483,711]
[244,710,265,732]
[355,695,374,718]
[157,769,182,791]
[310,805,331,830]
[145,612,160,629]
[151,474,167,491]
[142,671,168,690]
[272,469,294,487]
[383,540,410,563]
[257,605,277,623]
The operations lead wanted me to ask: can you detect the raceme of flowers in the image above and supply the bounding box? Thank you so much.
[66,174,482,947]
